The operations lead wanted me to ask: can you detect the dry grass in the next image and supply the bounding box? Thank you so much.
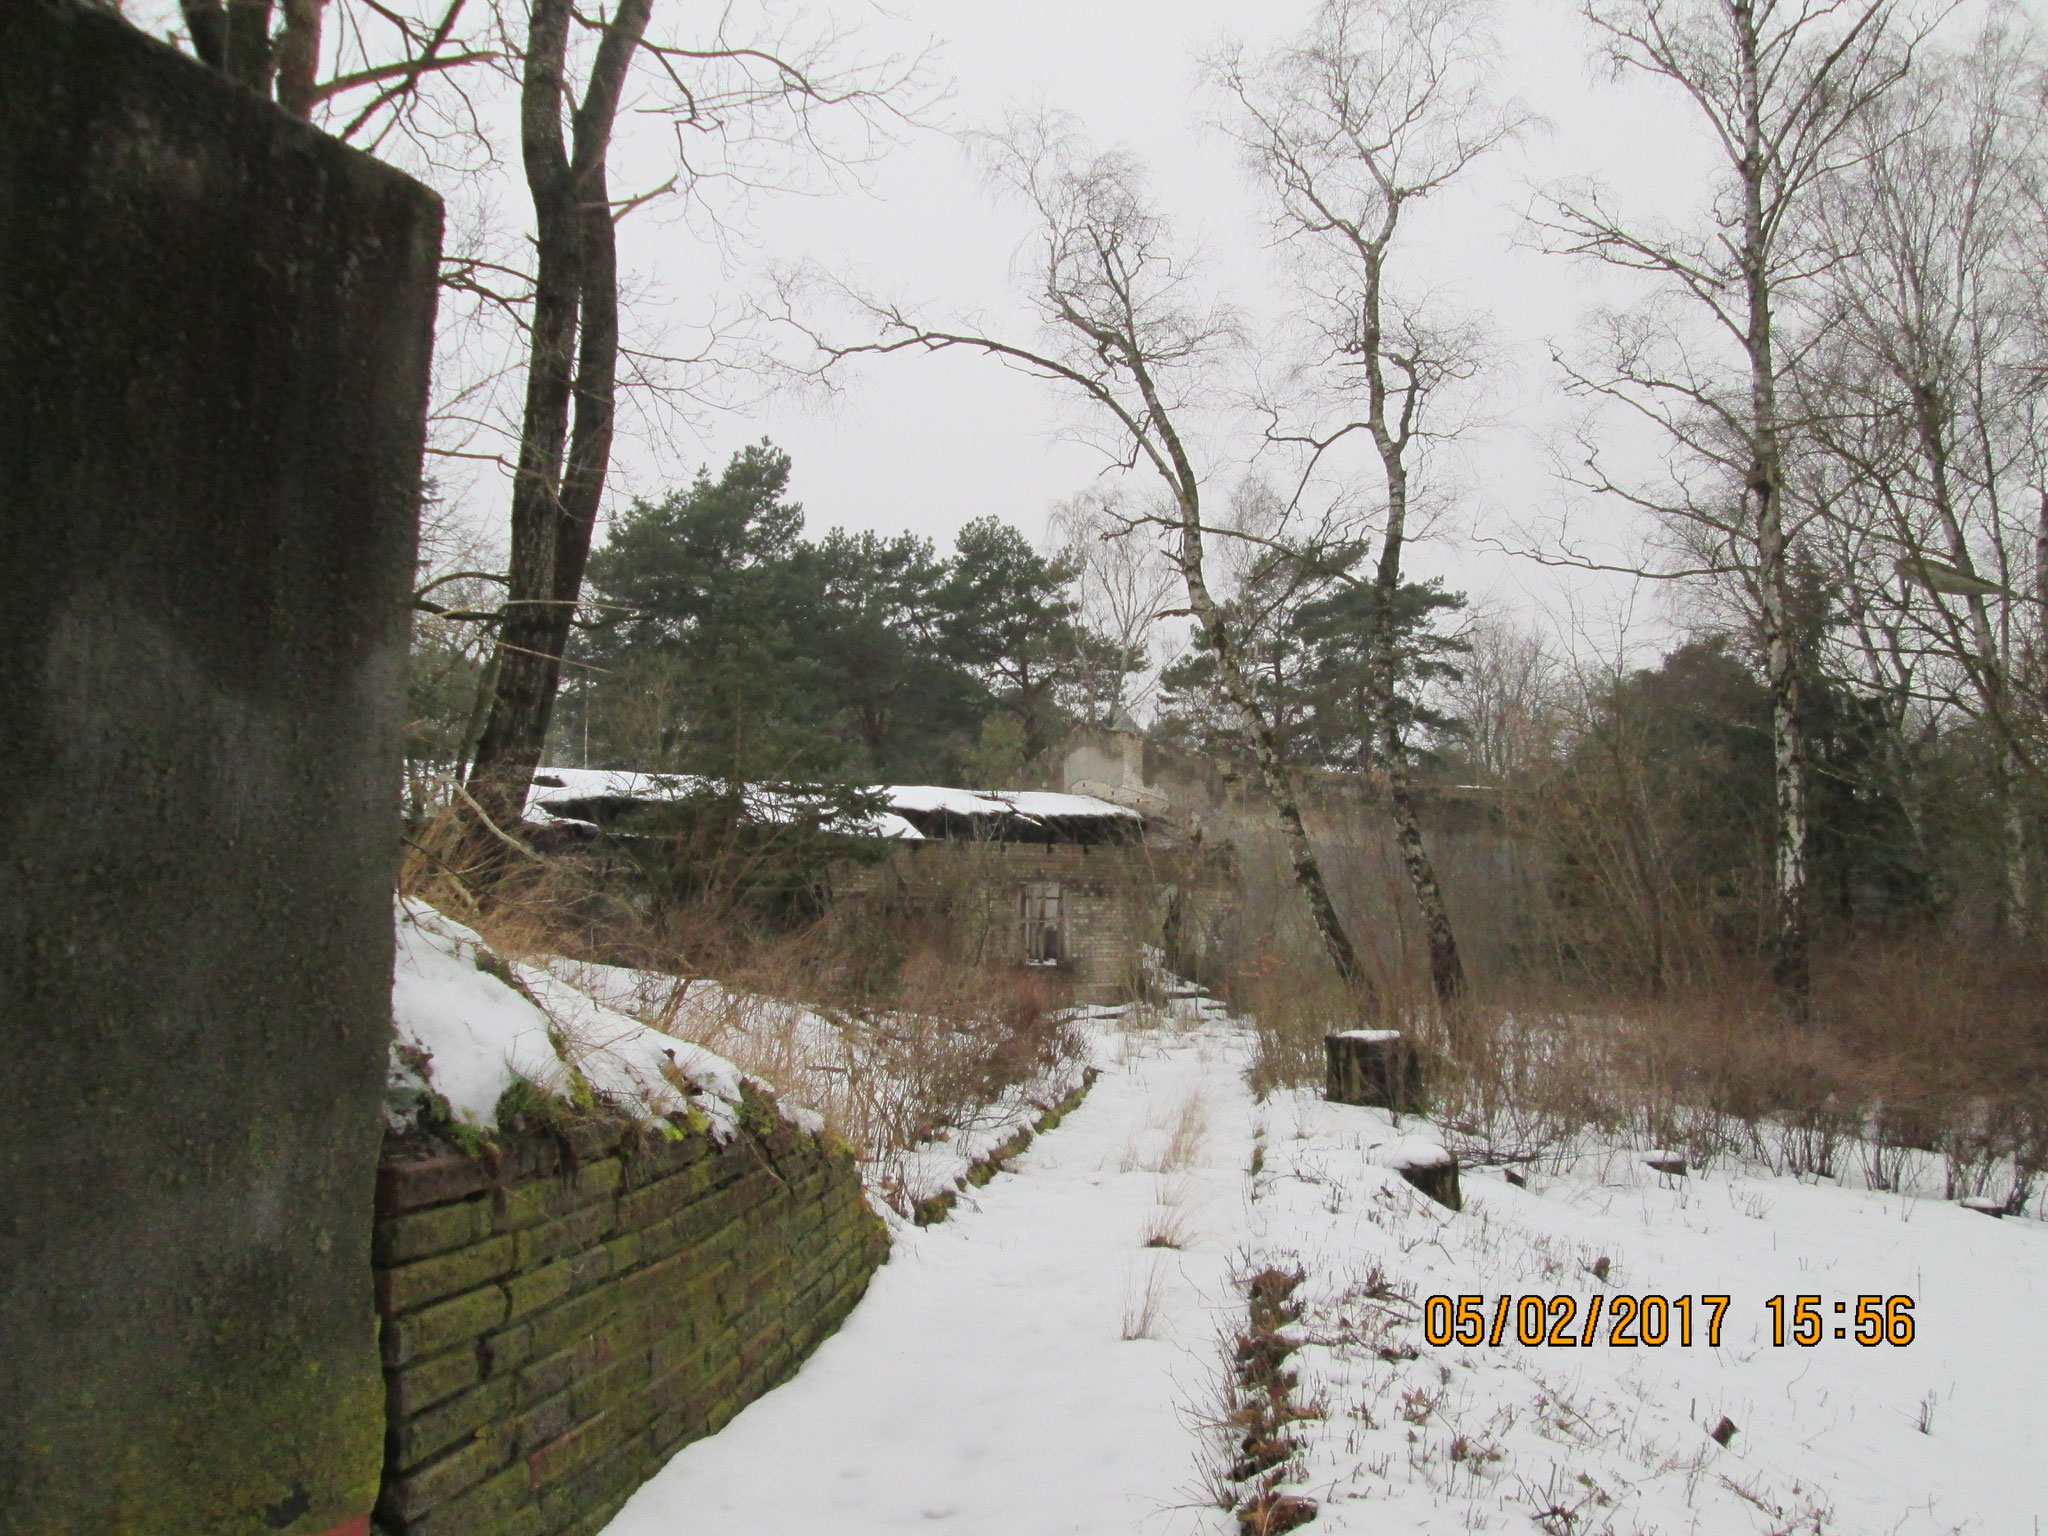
[1223,893,2048,1209]
[1120,1091,1213,1175]
[1121,1256,1172,1340]
[1162,1092,1210,1172]
[399,810,1086,1168]
[1417,944,2048,1207]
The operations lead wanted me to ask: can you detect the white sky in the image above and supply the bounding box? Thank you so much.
[587,0,1721,656]
[130,0,1755,656]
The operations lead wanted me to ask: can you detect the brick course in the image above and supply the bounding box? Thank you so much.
[372,1086,889,1535]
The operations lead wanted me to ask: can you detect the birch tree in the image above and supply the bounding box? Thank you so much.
[1802,15,2048,933]
[1208,0,1528,1017]
[788,114,1382,1003]
[1537,0,1921,1011]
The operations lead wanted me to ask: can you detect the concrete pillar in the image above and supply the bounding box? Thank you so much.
[0,4,439,1531]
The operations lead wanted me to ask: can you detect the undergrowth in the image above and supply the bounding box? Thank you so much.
[400,809,1087,1171]
[1226,927,2048,1213]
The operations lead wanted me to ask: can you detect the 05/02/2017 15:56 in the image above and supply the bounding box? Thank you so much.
[1419,1293,1916,1348]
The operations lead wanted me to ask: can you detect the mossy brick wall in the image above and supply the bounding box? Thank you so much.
[371,1092,889,1536]
[0,3,438,1532]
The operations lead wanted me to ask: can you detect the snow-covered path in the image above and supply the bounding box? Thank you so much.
[603,1018,1258,1536]
[605,1009,2048,1535]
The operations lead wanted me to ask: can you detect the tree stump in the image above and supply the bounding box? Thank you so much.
[1324,1030,1423,1112]
[1400,1158,1461,1211]
[1376,1146,1458,1220]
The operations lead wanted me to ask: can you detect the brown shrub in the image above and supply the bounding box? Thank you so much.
[398,809,1085,1165]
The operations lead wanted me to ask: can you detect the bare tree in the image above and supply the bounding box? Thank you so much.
[1536,0,1924,1012]
[457,0,649,847]
[1207,0,1528,1018]
[786,113,1381,1002]
[1047,488,1180,726]
[167,0,498,137]
[1801,13,2048,933]
[1453,616,1566,787]
[456,8,923,860]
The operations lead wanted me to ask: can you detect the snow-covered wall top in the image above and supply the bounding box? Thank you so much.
[882,785,1139,822]
[389,898,750,1139]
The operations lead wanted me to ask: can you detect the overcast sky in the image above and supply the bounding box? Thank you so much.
[132,0,1755,655]
[579,0,1728,657]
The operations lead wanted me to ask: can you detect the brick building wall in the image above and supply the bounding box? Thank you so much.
[371,1088,888,1536]
[835,840,1211,1004]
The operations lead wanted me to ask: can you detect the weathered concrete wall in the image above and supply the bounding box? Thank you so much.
[372,1097,889,1536]
[840,841,1187,1003]
[0,4,440,1532]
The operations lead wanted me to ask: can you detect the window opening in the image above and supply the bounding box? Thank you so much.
[1021,881,1063,964]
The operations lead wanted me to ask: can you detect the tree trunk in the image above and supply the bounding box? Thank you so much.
[1197,575,1375,1003]
[1737,2,1809,1016]
[1324,1029,1422,1111]
[2002,747,2031,937]
[1383,725,1466,1015]
[273,0,326,118]
[1913,388,2026,935]
[1759,510,1809,1009]
[1366,538,1464,1017]
[463,0,650,863]
[1354,207,1466,1021]
[1169,487,1377,1008]
[1116,341,1377,1009]
[223,0,276,92]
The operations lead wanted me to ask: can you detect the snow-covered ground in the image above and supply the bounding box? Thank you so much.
[602,1003,2048,1536]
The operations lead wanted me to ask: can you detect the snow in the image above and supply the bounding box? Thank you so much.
[599,999,2048,1536]
[390,902,561,1128]
[881,784,1016,818]
[474,947,1092,1214]
[884,785,1140,823]
[523,768,925,841]
[1371,1133,1455,1171]
[522,770,1137,840]
[1331,1028,1404,1043]
[388,899,742,1138]
[1248,1092,2048,1534]
[998,789,1142,821]
[604,1010,1252,1536]
[526,766,693,805]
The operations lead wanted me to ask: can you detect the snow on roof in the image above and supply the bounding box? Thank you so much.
[998,790,1141,821]
[525,768,925,841]
[527,766,693,804]
[883,785,1140,822]
[882,785,1012,818]
[523,770,1140,840]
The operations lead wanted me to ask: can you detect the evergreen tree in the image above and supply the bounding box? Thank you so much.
[560,443,1117,785]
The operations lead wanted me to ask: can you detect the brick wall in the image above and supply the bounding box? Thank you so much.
[370,1087,889,1536]
[836,841,1168,1003]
